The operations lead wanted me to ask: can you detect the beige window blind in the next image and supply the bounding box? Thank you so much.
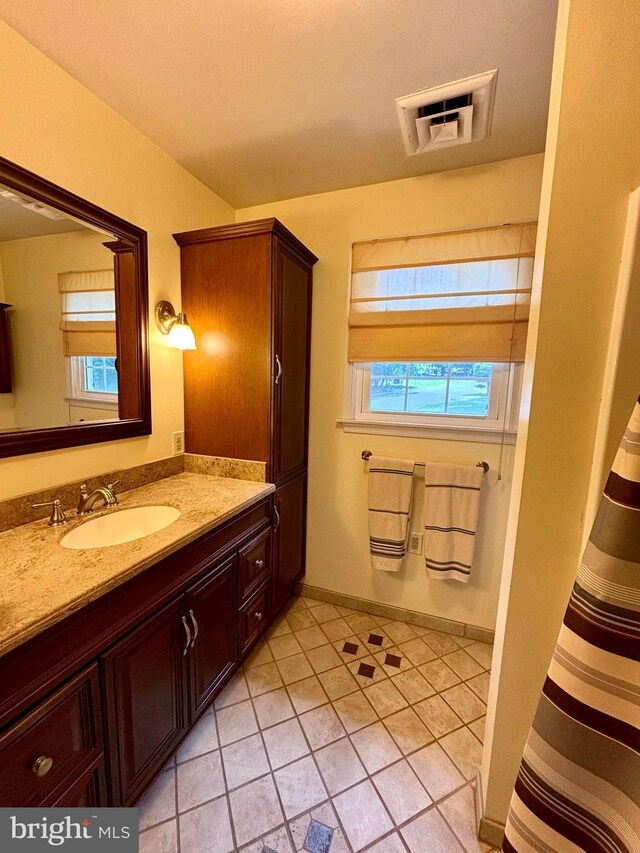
[348,221,537,363]
[58,269,116,357]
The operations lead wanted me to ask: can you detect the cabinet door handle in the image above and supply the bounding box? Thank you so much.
[255,559,264,569]
[189,609,199,648]
[254,612,263,622]
[181,615,192,656]
[33,756,54,778]
[274,354,282,386]
[273,506,280,531]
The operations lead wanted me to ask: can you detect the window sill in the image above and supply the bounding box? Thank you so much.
[65,396,119,412]
[337,417,517,444]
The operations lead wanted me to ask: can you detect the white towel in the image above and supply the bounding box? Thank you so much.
[368,456,415,572]
[424,463,483,583]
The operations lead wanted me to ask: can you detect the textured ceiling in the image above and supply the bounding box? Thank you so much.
[0,0,558,207]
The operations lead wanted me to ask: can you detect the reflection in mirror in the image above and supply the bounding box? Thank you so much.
[0,184,131,432]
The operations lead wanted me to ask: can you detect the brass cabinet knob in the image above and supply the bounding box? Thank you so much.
[255,559,264,569]
[254,612,263,621]
[32,756,54,778]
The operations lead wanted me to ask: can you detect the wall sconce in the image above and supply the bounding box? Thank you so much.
[155,300,196,350]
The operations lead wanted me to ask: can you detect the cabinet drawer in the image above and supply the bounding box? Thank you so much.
[238,528,271,602]
[0,664,105,807]
[239,583,271,655]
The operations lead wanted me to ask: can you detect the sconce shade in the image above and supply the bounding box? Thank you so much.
[155,300,196,350]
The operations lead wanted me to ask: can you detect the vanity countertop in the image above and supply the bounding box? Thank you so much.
[0,472,274,658]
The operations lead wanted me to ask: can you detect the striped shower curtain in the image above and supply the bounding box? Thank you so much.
[503,399,640,852]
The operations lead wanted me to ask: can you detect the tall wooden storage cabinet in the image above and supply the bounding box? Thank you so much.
[174,219,317,613]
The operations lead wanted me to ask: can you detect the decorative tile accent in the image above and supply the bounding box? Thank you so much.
[373,647,412,675]
[349,655,387,684]
[357,662,375,679]
[384,653,402,669]
[367,633,384,646]
[342,641,359,656]
[304,820,334,853]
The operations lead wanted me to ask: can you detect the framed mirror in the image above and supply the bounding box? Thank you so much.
[0,156,150,458]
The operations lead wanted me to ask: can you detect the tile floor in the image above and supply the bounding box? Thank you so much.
[137,594,500,853]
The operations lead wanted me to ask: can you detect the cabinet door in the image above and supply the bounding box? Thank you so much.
[272,241,312,485]
[273,475,307,613]
[102,598,188,805]
[239,581,271,656]
[186,555,237,718]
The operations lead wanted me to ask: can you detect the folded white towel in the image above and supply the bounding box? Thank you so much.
[424,463,483,583]
[368,456,415,572]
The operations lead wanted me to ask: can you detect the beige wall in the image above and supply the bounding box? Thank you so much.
[0,20,234,499]
[0,230,114,430]
[483,0,640,825]
[237,154,544,630]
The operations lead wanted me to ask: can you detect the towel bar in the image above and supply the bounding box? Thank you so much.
[361,449,489,474]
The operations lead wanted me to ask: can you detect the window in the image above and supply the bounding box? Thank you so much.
[66,356,119,408]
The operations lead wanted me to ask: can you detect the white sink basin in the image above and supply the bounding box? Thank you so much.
[60,505,181,549]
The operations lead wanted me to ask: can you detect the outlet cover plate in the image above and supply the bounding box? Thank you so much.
[409,532,423,555]
[172,430,185,455]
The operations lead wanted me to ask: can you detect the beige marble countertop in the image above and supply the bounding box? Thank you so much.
[0,472,274,659]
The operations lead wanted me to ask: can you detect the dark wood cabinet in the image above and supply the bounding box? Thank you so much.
[186,555,237,718]
[102,599,188,805]
[273,474,307,612]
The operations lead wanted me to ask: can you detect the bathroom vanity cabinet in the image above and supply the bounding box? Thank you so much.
[174,219,317,614]
[0,494,274,808]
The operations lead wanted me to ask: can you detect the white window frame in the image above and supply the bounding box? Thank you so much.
[339,360,520,444]
[65,356,119,411]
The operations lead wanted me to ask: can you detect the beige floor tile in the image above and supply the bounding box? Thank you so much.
[307,602,341,623]
[253,687,295,729]
[317,665,359,701]
[408,742,465,802]
[269,633,303,660]
[243,641,275,669]
[423,631,462,656]
[306,643,343,673]
[372,759,432,824]
[286,609,317,631]
[441,683,486,723]
[465,641,494,670]
[350,721,402,774]
[139,819,177,853]
[229,775,285,847]
[356,629,393,651]
[453,635,476,648]
[333,691,379,733]
[176,713,219,763]
[363,680,408,718]
[348,654,389,685]
[215,671,250,708]
[401,807,464,852]
[334,636,369,662]
[344,612,380,633]
[467,672,491,703]
[295,624,330,651]
[138,767,176,830]
[267,617,293,638]
[274,755,328,819]
[439,727,483,780]
[468,716,486,744]
[383,707,434,755]
[391,669,435,704]
[418,659,461,692]
[298,703,345,750]
[289,802,349,853]
[262,717,310,770]
[399,636,439,666]
[222,732,270,789]
[383,620,418,644]
[177,750,225,812]
[321,618,353,642]
[245,661,284,697]
[286,597,310,613]
[315,737,367,795]
[442,649,484,680]
[372,647,414,675]
[287,674,328,714]
[277,652,314,685]
[364,832,407,852]
[439,784,486,852]
[332,779,393,851]
[216,699,259,746]
[414,696,463,739]
[240,824,294,852]
[179,795,234,853]
[335,604,355,616]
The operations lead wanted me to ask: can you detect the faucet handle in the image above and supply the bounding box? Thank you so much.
[106,480,119,504]
[32,499,68,527]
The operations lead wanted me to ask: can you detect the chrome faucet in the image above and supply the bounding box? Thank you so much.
[77,480,119,515]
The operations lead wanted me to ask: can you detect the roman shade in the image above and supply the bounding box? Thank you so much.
[348,221,537,363]
[58,269,116,357]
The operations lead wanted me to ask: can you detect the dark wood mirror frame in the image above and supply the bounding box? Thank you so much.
[0,156,151,458]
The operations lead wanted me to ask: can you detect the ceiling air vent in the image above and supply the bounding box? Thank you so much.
[396,69,497,156]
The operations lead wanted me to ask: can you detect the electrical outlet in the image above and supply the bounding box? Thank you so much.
[409,532,423,555]
[172,430,185,455]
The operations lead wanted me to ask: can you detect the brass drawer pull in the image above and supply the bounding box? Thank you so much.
[189,609,199,648]
[181,615,192,656]
[255,559,264,569]
[254,612,263,622]
[274,354,282,385]
[33,756,54,778]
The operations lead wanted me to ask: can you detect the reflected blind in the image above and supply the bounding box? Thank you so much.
[348,222,537,363]
[58,269,116,357]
